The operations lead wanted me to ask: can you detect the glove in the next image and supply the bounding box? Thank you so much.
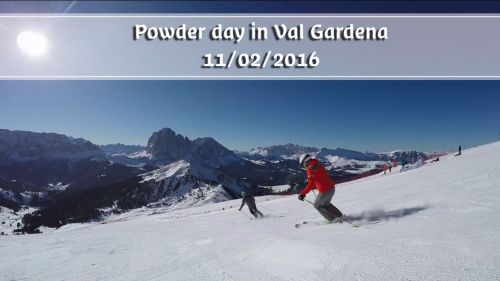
[298,194,305,201]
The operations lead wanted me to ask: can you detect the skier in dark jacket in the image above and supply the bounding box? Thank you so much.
[239,192,264,218]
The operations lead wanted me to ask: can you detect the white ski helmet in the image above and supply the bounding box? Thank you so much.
[299,153,312,166]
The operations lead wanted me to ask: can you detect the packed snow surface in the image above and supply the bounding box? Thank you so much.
[1,142,500,281]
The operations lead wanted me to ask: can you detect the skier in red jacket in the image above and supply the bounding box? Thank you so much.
[297,154,343,221]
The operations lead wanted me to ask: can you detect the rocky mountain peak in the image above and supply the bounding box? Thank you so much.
[144,128,236,164]
[192,137,236,162]
[146,128,192,160]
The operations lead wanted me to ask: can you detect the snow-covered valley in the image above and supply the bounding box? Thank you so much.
[1,142,499,281]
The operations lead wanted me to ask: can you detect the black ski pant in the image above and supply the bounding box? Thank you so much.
[249,207,264,218]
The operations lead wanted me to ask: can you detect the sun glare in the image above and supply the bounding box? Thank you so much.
[17,31,48,57]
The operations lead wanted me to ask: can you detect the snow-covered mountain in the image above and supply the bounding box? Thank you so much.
[99,143,145,156]
[146,128,193,160]
[138,161,236,208]
[105,128,241,168]
[138,128,239,165]
[245,143,318,160]
[0,129,140,209]
[0,128,254,226]
[0,129,103,161]
[20,158,251,231]
[2,141,499,280]
[103,129,428,188]
[241,143,424,163]
[238,143,427,180]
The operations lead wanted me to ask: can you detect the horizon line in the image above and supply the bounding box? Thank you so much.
[0,127,466,154]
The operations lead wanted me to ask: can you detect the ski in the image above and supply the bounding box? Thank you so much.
[338,217,360,228]
[294,220,339,228]
[295,217,359,228]
[247,214,285,220]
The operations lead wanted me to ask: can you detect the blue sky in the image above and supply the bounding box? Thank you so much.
[0,80,499,152]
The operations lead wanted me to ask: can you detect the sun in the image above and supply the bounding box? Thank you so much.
[17,31,48,57]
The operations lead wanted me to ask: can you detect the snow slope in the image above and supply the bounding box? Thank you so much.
[1,142,500,281]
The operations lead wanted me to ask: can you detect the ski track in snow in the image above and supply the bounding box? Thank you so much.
[2,142,500,280]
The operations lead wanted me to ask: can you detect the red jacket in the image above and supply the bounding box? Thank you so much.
[300,159,335,195]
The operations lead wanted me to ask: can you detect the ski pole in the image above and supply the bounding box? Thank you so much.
[302,199,359,228]
[304,199,320,208]
[239,209,253,220]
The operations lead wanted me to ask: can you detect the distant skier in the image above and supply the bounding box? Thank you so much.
[239,192,264,218]
[457,145,462,156]
[383,163,389,175]
[297,154,343,221]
